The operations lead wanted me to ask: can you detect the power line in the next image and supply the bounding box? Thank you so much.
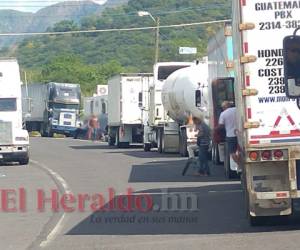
[0,3,229,16]
[0,19,231,37]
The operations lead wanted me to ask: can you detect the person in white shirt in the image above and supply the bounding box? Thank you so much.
[187,116,201,159]
[218,101,239,164]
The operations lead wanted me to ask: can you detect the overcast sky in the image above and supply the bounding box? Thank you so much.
[0,0,106,13]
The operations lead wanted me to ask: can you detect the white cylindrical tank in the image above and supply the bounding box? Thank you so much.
[161,60,209,124]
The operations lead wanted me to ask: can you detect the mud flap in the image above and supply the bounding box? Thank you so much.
[296,160,300,190]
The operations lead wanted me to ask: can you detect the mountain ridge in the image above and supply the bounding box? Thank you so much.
[0,0,128,48]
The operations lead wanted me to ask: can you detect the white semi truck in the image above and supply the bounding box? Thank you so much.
[0,59,29,165]
[207,22,239,178]
[230,0,300,225]
[158,59,209,156]
[143,62,193,153]
[108,73,153,147]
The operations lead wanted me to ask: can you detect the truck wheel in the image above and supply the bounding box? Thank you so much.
[19,157,29,165]
[144,143,151,152]
[108,136,115,146]
[116,128,121,148]
[42,125,48,137]
[157,129,163,153]
[48,130,54,137]
[249,215,266,226]
[212,144,221,165]
[179,128,188,157]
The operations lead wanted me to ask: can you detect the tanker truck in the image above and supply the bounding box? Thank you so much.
[159,59,210,156]
[143,62,193,152]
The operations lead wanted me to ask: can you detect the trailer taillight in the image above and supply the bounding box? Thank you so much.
[249,151,259,161]
[261,150,271,160]
[273,150,284,160]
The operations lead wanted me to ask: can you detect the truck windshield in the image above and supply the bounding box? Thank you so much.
[157,65,190,80]
[0,98,17,112]
[52,103,79,110]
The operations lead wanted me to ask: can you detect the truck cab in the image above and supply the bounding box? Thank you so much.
[0,59,29,165]
[45,82,81,137]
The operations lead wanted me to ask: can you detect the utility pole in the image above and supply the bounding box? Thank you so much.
[155,17,160,64]
[138,11,160,64]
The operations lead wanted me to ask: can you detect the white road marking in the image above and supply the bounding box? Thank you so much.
[30,159,71,248]
[39,214,66,248]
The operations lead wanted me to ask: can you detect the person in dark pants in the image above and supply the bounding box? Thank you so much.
[195,119,211,176]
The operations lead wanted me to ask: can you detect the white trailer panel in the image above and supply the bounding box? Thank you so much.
[235,0,300,146]
[22,83,47,122]
[108,74,153,126]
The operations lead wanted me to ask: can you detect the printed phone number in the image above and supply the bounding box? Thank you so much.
[259,20,300,30]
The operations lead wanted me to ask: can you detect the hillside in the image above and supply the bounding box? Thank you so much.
[1,0,231,95]
[0,0,128,48]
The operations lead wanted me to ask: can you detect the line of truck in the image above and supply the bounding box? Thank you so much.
[104,0,300,225]
[1,0,300,226]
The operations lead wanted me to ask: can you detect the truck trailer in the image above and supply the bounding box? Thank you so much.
[0,58,29,165]
[108,73,153,147]
[207,22,239,178]
[158,60,209,156]
[22,82,81,137]
[231,0,300,225]
[143,62,193,153]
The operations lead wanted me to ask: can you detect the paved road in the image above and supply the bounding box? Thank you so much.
[1,137,300,250]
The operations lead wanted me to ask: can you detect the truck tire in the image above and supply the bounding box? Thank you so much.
[144,143,151,152]
[212,143,221,165]
[116,128,121,148]
[179,128,188,157]
[43,125,53,137]
[108,136,115,146]
[48,130,54,137]
[19,157,29,165]
[157,128,163,153]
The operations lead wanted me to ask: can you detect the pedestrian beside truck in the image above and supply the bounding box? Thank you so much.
[182,116,211,176]
[218,101,240,165]
[195,118,211,176]
[186,116,201,159]
[87,115,100,141]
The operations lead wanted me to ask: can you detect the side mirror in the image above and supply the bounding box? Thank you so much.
[138,92,143,108]
[283,29,300,98]
[195,90,201,107]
